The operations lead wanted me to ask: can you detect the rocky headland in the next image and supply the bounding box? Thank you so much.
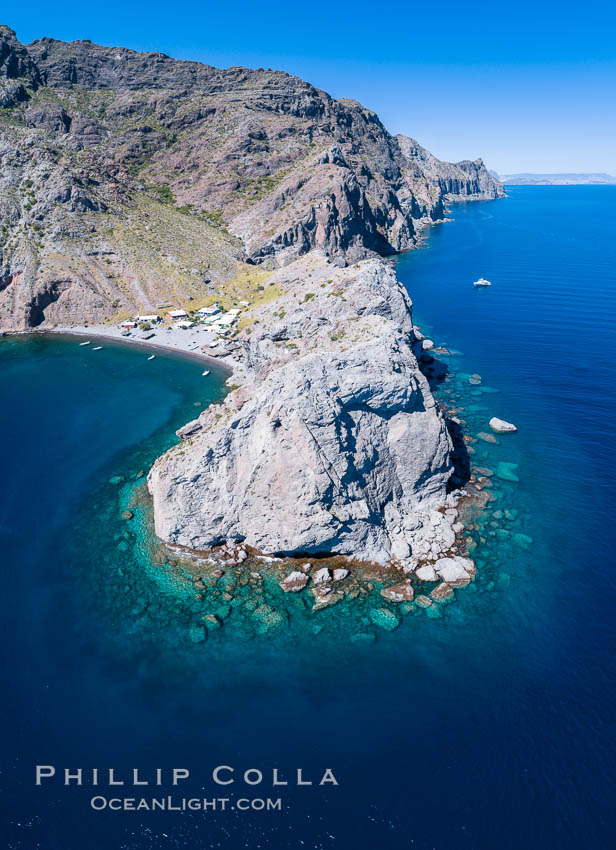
[0,25,506,607]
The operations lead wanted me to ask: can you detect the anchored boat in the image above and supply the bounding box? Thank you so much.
[473,277,492,287]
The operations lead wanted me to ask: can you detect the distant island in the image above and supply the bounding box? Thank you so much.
[490,171,616,185]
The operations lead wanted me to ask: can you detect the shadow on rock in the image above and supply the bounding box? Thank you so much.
[445,417,471,492]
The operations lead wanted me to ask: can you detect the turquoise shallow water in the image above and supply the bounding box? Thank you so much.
[2,186,616,849]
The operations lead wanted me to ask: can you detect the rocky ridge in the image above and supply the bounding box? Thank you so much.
[0,25,502,330]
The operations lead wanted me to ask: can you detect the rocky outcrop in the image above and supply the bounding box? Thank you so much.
[148,258,457,562]
[397,135,504,202]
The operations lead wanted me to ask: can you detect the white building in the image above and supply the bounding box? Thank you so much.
[212,315,235,330]
[197,305,220,316]
[168,309,188,319]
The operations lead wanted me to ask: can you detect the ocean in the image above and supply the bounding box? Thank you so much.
[2,186,615,849]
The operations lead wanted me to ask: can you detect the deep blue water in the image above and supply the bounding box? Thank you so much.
[2,186,616,849]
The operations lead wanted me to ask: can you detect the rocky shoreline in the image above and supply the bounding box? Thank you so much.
[108,302,524,641]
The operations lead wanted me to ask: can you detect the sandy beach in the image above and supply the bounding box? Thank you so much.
[42,322,235,372]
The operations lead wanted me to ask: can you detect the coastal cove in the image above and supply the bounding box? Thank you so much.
[2,186,616,849]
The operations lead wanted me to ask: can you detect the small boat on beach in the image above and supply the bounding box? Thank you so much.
[92,346,103,351]
[202,370,210,376]
[473,277,492,287]
[148,354,156,360]
[79,341,91,346]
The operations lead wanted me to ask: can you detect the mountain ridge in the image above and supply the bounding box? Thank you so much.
[0,24,503,330]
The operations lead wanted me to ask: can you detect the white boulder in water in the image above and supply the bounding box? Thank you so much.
[489,417,517,433]
[279,571,309,592]
[434,556,474,587]
[313,567,332,585]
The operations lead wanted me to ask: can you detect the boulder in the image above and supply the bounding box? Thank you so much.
[390,539,411,560]
[202,613,222,629]
[313,567,331,585]
[332,568,349,581]
[431,582,454,602]
[477,431,499,444]
[434,556,474,587]
[380,580,414,602]
[253,604,286,633]
[415,564,438,582]
[489,417,517,433]
[369,608,400,631]
[311,586,343,611]
[279,571,309,592]
[415,594,432,608]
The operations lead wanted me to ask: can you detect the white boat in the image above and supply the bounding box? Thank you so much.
[202,370,210,376]
[148,354,156,360]
[473,277,492,287]
[92,346,103,351]
[79,340,91,346]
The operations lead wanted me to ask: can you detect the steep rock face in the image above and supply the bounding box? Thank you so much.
[0,27,503,330]
[397,135,504,201]
[0,26,40,85]
[148,259,453,562]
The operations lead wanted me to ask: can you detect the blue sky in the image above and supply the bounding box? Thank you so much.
[7,1,615,173]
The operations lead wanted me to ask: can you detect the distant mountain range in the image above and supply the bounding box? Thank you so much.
[489,171,616,185]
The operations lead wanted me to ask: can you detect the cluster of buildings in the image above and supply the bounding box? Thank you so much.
[196,304,243,333]
[119,302,246,334]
